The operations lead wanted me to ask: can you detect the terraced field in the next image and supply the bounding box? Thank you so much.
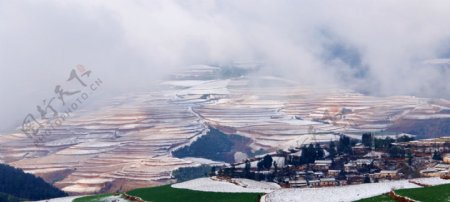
[0,65,449,194]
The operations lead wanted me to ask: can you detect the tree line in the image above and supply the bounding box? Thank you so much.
[0,164,67,201]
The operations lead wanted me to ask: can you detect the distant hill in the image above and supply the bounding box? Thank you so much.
[172,127,254,163]
[0,164,67,201]
[387,118,450,138]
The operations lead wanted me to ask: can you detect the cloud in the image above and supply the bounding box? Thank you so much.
[1,0,450,132]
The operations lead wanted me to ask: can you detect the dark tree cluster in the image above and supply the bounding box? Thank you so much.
[288,143,326,166]
[0,164,67,201]
[388,146,406,158]
[172,128,233,162]
[257,155,273,171]
[363,134,413,149]
[362,133,373,147]
[396,135,414,143]
[172,127,252,163]
[337,135,353,154]
[328,141,337,158]
[172,165,212,182]
[302,143,325,163]
[374,137,395,149]
[433,150,443,160]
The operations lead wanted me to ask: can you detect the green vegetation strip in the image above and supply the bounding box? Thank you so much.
[73,193,112,202]
[394,183,450,202]
[356,183,450,202]
[127,184,263,202]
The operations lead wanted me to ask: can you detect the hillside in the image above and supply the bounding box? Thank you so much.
[387,118,450,138]
[0,192,24,202]
[0,65,449,194]
[0,164,67,201]
[172,127,253,163]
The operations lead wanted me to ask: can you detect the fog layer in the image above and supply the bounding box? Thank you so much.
[1,0,450,132]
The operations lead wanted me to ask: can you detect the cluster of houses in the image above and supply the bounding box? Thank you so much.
[396,136,450,177]
[217,135,450,188]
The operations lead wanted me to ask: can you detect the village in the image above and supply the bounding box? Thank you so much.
[214,133,450,188]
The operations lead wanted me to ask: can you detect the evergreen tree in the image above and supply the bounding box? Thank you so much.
[329,141,337,158]
[315,143,325,160]
[433,150,443,160]
[244,160,251,177]
[262,155,273,170]
[300,146,309,164]
[0,164,67,201]
[374,137,395,149]
[309,143,317,163]
[407,151,414,166]
[331,158,337,169]
[338,135,352,154]
[362,133,372,147]
[257,161,264,171]
[172,165,212,182]
[388,146,405,158]
[397,135,414,143]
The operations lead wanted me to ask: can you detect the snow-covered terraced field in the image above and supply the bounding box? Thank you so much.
[0,65,449,195]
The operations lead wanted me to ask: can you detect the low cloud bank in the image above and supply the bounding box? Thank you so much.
[1,0,450,132]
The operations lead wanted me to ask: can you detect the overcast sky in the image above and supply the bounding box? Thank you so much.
[1,0,450,132]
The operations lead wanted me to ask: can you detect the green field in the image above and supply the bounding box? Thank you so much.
[356,183,450,202]
[395,183,450,202]
[127,185,263,202]
[74,183,450,202]
[73,185,263,202]
[73,193,111,202]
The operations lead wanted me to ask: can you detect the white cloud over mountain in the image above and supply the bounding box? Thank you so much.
[1,0,450,131]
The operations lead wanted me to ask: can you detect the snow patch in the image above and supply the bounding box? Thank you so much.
[410,177,450,186]
[265,180,420,202]
[181,157,228,166]
[35,196,86,202]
